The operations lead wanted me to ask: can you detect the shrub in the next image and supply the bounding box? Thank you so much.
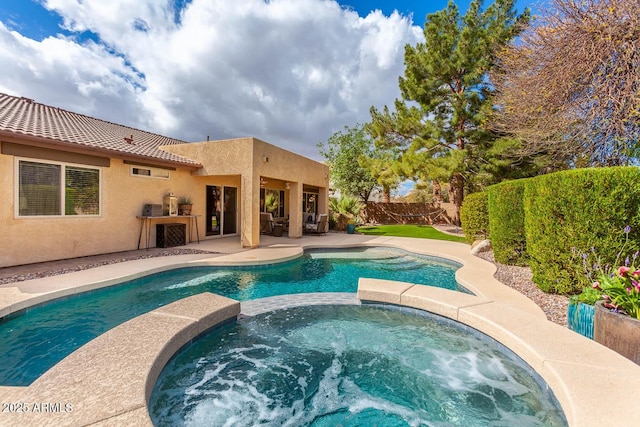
[524,167,640,294]
[329,195,363,231]
[488,180,528,266]
[460,192,489,244]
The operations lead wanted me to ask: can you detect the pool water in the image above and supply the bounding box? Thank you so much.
[0,247,460,386]
[149,305,567,427]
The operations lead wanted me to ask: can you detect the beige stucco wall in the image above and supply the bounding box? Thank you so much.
[0,148,236,267]
[1,137,329,267]
[164,138,329,247]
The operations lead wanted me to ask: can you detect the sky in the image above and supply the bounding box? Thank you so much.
[0,0,539,161]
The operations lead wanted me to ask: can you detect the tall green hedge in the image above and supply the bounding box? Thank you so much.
[460,192,489,244]
[488,180,529,266]
[524,167,640,294]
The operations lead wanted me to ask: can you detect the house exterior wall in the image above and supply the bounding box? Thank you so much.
[1,137,328,267]
[164,138,329,247]
[0,144,232,267]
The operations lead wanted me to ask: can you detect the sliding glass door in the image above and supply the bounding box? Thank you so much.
[206,185,237,236]
[223,187,237,234]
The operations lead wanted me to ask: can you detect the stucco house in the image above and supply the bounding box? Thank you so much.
[0,93,329,268]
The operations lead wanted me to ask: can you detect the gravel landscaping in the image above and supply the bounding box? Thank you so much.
[476,250,569,327]
[433,225,569,327]
[0,249,218,286]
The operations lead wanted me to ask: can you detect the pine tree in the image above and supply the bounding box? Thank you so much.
[368,0,530,224]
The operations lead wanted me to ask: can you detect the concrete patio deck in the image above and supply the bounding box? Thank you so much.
[0,233,638,426]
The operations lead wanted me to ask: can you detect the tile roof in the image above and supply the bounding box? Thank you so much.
[0,93,200,167]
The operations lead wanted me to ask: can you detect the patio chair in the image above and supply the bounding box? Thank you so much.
[303,212,316,225]
[304,214,328,235]
[260,212,274,234]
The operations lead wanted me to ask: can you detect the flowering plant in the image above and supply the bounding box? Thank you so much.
[570,226,640,319]
[593,265,640,319]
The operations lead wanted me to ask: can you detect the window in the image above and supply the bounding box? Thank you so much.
[303,192,317,215]
[132,167,151,176]
[130,166,170,179]
[17,159,100,217]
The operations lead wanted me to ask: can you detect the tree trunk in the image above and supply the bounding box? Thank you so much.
[382,185,391,203]
[449,173,464,226]
[432,180,442,204]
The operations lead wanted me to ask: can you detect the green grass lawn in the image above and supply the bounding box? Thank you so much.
[355,224,467,243]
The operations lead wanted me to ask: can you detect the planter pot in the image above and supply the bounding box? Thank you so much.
[594,301,640,365]
[567,302,594,339]
[178,204,192,216]
[272,224,284,237]
[346,223,356,234]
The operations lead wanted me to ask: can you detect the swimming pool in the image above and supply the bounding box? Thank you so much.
[0,247,461,386]
[149,304,567,426]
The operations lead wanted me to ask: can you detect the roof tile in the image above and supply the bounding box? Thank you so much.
[0,93,199,167]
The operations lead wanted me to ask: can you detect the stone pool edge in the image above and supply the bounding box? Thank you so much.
[0,247,304,319]
[2,284,635,427]
[0,292,241,426]
[1,236,639,426]
[0,236,537,321]
[358,278,640,427]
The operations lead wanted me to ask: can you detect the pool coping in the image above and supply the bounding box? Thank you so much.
[358,278,640,426]
[0,235,542,320]
[0,292,241,426]
[0,234,639,426]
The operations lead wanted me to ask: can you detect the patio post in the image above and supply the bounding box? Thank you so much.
[241,172,260,247]
[288,181,303,238]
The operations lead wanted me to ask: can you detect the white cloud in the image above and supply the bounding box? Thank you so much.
[0,21,145,125]
[0,0,424,159]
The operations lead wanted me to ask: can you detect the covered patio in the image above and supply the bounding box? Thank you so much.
[163,137,329,248]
